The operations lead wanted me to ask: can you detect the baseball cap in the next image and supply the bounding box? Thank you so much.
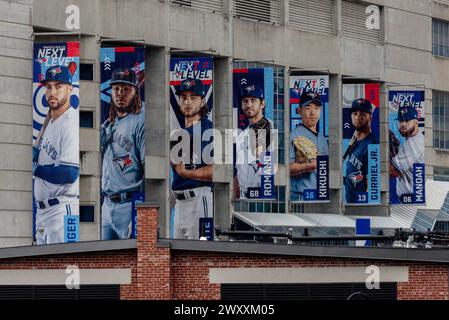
[299,90,322,108]
[110,68,138,87]
[396,106,418,122]
[351,98,373,114]
[176,78,206,98]
[40,65,72,85]
[241,84,264,100]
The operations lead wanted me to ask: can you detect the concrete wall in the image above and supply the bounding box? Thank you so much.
[1,0,449,246]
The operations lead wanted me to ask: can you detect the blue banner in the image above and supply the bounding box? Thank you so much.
[389,91,425,205]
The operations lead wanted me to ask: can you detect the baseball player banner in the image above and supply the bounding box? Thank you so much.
[169,57,214,240]
[389,91,425,205]
[233,68,276,201]
[289,75,330,203]
[32,42,80,245]
[100,47,145,240]
[342,83,381,205]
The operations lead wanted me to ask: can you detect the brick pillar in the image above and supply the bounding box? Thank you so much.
[136,203,171,300]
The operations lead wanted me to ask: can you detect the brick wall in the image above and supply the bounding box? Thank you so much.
[0,204,447,300]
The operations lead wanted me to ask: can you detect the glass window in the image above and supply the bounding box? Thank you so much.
[80,111,94,128]
[80,205,95,223]
[433,90,449,149]
[80,63,94,81]
[433,19,449,57]
[233,186,287,213]
[434,167,449,182]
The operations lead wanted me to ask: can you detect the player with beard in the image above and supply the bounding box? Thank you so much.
[171,78,214,240]
[390,106,424,198]
[101,68,145,240]
[33,65,80,244]
[343,98,378,203]
[234,84,273,200]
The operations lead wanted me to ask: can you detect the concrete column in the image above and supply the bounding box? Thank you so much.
[213,57,233,232]
[334,0,342,37]
[280,0,289,27]
[144,46,171,238]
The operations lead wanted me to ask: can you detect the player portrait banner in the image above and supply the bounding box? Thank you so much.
[100,47,145,240]
[32,42,80,245]
[232,68,275,201]
[342,83,381,205]
[289,75,329,203]
[389,90,425,205]
[169,57,214,240]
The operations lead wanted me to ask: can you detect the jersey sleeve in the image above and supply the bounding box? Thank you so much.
[392,142,422,173]
[135,118,145,164]
[59,118,79,167]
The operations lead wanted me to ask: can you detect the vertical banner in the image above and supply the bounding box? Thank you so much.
[169,57,214,240]
[342,83,381,205]
[100,47,145,240]
[233,68,276,200]
[389,91,425,205]
[289,75,329,203]
[32,42,80,245]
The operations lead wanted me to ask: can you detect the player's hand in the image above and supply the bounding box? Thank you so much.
[307,159,317,172]
[32,146,40,162]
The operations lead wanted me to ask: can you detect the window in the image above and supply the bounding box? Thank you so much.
[80,63,94,81]
[170,0,223,14]
[433,19,449,57]
[433,90,449,149]
[434,167,449,181]
[234,186,286,213]
[80,205,95,223]
[80,111,94,128]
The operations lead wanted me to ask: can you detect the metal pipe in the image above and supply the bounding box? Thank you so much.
[34,32,81,37]
[216,229,289,238]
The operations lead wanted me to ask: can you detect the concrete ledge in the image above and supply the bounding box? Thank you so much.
[160,239,449,264]
[209,266,409,284]
[0,269,132,285]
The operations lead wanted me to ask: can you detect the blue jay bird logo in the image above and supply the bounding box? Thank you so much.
[113,154,133,172]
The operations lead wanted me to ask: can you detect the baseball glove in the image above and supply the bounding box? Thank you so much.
[389,129,400,159]
[293,136,318,163]
[249,117,271,150]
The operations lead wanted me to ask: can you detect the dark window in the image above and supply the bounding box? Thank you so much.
[80,63,94,81]
[80,205,95,223]
[434,166,449,182]
[433,19,449,57]
[221,283,397,300]
[0,285,119,300]
[433,90,449,149]
[80,111,94,128]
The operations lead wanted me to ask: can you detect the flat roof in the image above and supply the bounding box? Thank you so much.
[0,239,449,264]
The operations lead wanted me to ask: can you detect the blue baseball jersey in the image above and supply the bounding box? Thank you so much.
[172,117,214,191]
[344,132,378,203]
[102,111,145,195]
[289,124,328,194]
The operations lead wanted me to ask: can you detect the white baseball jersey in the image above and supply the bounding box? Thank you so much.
[235,120,274,198]
[34,107,79,202]
[392,131,424,196]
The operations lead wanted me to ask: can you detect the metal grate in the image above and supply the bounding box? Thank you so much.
[341,0,382,44]
[171,0,223,14]
[222,283,397,300]
[0,285,120,300]
[234,0,281,25]
[289,0,334,35]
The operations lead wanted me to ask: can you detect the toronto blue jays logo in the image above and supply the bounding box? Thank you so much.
[399,108,408,117]
[249,160,267,173]
[244,85,255,94]
[50,67,62,76]
[117,69,130,79]
[184,80,196,88]
[349,170,364,187]
[113,154,133,172]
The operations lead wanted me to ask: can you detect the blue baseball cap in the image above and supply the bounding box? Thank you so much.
[241,84,264,100]
[299,90,322,108]
[41,65,72,85]
[110,68,138,87]
[176,78,206,97]
[351,98,373,114]
[396,106,418,122]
